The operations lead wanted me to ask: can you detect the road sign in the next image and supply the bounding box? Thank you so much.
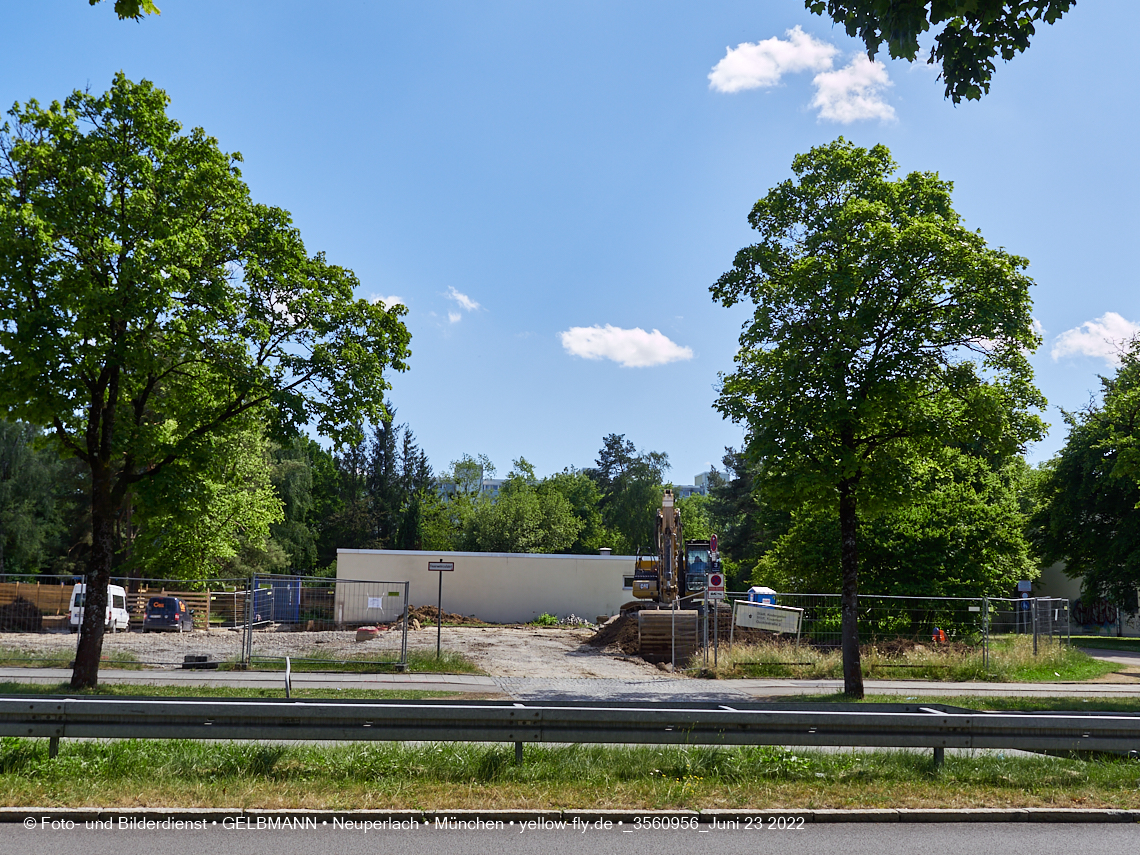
[428,561,455,572]
[706,571,725,599]
[710,534,718,553]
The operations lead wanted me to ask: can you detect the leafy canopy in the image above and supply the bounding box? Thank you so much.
[807,1,1076,103]
[0,74,410,479]
[713,138,1044,696]
[90,0,160,20]
[713,138,1044,511]
[0,74,409,686]
[1031,340,1140,606]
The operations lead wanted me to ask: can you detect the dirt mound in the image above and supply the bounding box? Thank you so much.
[404,604,486,626]
[0,597,43,632]
[587,612,640,654]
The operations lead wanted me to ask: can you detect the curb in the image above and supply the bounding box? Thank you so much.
[2,807,1138,824]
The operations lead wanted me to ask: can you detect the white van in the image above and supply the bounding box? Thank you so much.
[69,583,131,633]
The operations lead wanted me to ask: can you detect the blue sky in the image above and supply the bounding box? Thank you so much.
[3,1,1137,484]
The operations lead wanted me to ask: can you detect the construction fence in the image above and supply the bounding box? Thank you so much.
[240,574,409,670]
[0,575,410,672]
[710,592,1072,662]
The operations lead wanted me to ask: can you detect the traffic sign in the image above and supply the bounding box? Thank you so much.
[707,571,725,599]
[428,561,455,572]
[710,534,718,553]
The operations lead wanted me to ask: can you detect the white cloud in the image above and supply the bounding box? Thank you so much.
[708,26,837,93]
[1052,312,1140,366]
[446,287,480,312]
[709,28,896,123]
[810,55,896,123]
[448,311,462,325]
[560,325,693,368]
[372,294,404,307]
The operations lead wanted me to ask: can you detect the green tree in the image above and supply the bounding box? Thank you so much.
[1030,342,1140,608]
[807,0,1076,103]
[459,459,583,554]
[757,451,1038,597]
[706,449,790,589]
[130,425,285,579]
[590,433,669,553]
[0,75,410,687]
[0,421,71,576]
[540,467,610,553]
[675,492,713,541]
[712,139,1044,696]
[89,0,160,20]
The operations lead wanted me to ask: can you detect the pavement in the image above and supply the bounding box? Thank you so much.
[4,665,1140,701]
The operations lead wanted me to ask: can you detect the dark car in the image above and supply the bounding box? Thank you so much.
[143,596,194,632]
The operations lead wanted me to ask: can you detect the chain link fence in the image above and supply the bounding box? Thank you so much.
[988,596,1070,652]
[723,591,989,648]
[718,592,1073,664]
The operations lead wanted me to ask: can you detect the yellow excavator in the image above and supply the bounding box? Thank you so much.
[630,489,687,604]
[626,489,699,662]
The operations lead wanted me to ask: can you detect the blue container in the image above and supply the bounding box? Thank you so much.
[748,586,777,606]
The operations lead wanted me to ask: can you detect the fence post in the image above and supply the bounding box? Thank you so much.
[982,597,989,674]
[1032,598,1039,656]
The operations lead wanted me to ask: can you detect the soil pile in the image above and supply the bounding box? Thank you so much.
[587,612,640,654]
[0,597,43,632]
[404,605,486,626]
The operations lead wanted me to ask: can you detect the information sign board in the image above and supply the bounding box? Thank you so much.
[428,561,455,572]
[733,601,803,634]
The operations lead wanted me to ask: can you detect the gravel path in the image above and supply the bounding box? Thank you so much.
[1,625,665,680]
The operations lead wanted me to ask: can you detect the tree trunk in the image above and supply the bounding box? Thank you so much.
[71,466,115,689]
[838,477,863,698]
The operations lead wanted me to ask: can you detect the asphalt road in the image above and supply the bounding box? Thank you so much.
[7,821,1139,855]
[2,665,1139,701]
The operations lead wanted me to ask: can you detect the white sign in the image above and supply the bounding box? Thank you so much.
[707,590,727,601]
[367,597,386,609]
[428,561,455,572]
[734,601,803,634]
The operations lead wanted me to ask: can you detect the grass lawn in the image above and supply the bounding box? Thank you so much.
[0,681,488,700]
[1071,635,1140,653]
[2,738,1138,810]
[236,648,484,675]
[702,636,1121,683]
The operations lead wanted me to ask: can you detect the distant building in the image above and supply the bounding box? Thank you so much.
[693,470,717,493]
[675,470,717,499]
[436,477,505,501]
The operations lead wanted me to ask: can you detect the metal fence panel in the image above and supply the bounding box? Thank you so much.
[243,575,409,671]
[724,592,988,650]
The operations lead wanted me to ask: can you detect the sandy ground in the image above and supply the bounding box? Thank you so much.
[0,624,664,679]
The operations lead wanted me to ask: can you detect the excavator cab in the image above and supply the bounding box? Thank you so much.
[685,540,711,594]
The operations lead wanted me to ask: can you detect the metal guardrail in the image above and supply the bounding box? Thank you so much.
[2,698,1138,763]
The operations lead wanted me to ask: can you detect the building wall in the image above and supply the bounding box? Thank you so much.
[336,549,635,624]
[1033,562,1082,601]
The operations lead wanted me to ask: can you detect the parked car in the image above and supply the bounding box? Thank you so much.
[69,583,130,633]
[143,596,194,632]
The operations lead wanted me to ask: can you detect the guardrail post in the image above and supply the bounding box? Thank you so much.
[933,746,944,769]
[515,741,523,764]
[49,736,59,758]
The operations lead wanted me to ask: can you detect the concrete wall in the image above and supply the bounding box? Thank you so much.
[335,549,635,624]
